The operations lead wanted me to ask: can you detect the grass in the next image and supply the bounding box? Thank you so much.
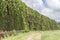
[3,32,31,40]
[3,30,60,40]
[41,30,60,40]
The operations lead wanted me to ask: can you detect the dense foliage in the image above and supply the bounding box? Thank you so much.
[0,0,58,31]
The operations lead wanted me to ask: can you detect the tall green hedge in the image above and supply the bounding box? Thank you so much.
[0,0,59,31]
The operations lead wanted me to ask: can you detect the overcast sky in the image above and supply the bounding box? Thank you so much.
[22,0,60,22]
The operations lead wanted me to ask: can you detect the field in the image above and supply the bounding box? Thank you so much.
[3,30,60,40]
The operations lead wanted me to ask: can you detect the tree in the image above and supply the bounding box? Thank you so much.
[0,0,59,31]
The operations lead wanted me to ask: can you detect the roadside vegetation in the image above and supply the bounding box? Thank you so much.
[3,30,60,40]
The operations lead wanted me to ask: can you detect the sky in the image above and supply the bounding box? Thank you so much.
[22,0,60,22]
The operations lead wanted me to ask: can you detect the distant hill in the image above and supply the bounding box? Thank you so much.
[0,0,59,31]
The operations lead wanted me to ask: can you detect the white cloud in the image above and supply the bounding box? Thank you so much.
[41,8,53,17]
[22,0,60,22]
[22,0,45,10]
[41,8,60,22]
[46,0,60,10]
